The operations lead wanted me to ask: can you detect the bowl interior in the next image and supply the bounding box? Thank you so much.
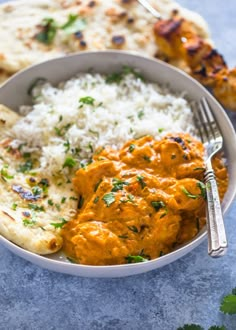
[0,51,236,277]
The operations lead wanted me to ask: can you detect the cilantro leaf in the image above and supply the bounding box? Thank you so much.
[125,255,148,263]
[35,18,57,45]
[182,187,198,199]
[50,218,68,229]
[23,219,37,227]
[61,14,87,34]
[111,178,129,192]
[136,175,146,189]
[1,167,14,181]
[177,325,204,330]
[18,160,33,173]
[129,144,136,153]
[208,326,226,330]
[94,179,102,192]
[106,66,144,84]
[128,225,138,233]
[28,203,45,212]
[78,195,84,209]
[102,193,115,207]
[79,96,95,105]
[220,292,236,314]
[63,157,77,168]
[151,201,165,212]
[197,181,207,200]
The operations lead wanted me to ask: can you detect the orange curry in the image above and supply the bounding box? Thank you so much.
[62,133,228,265]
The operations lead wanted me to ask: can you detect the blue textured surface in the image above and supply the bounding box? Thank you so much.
[0,1,236,329]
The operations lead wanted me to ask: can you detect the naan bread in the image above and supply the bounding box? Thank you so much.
[0,107,78,254]
[0,0,210,79]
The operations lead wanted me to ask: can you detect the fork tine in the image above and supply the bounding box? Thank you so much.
[200,98,217,140]
[199,101,214,141]
[191,102,207,143]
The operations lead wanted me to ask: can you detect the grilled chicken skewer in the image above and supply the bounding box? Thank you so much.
[138,0,236,110]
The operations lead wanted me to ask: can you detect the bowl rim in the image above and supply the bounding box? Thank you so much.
[0,50,235,276]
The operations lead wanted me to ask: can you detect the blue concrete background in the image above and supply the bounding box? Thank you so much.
[0,1,236,329]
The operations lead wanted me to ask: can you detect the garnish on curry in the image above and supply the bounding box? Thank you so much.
[62,133,228,266]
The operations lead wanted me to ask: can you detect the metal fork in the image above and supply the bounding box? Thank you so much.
[192,97,227,257]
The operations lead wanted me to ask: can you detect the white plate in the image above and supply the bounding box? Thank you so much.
[0,51,236,277]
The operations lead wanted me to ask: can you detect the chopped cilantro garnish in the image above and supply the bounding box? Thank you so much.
[197,181,207,200]
[50,218,68,229]
[18,160,33,173]
[118,234,128,239]
[88,142,93,153]
[158,128,164,133]
[23,219,37,227]
[79,96,95,105]
[35,18,57,45]
[125,255,148,263]
[111,178,129,192]
[38,178,49,193]
[194,167,205,171]
[102,193,115,207]
[28,203,45,212]
[128,144,136,153]
[39,178,49,188]
[12,203,18,211]
[78,195,84,209]
[48,199,54,206]
[143,155,151,162]
[63,157,77,169]
[122,66,144,80]
[61,197,66,204]
[160,211,168,219]
[63,140,71,153]
[54,123,71,137]
[136,175,146,189]
[69,196,78,201]
[93,196,99,204]
[32,186,42,196]
[94,179,102,192]
[55,203,61,211]
[1,167,14,181]
[61,14,87,34]
[127,194,134,201]
[106,72,123,84]
[151,201,165,212]
[138,110,144,119]
[106,66,144,84]
[128,225,138,233]
[120,194,135,204]
[182,187,198,199]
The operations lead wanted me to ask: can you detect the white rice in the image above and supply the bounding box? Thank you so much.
[10,71,198,175]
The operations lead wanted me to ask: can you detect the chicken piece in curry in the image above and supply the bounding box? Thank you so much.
[62,133,228,266]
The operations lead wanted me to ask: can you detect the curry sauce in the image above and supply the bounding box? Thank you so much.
[62,133,228,265]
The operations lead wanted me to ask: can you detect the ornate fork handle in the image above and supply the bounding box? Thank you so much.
[205,164,228,257]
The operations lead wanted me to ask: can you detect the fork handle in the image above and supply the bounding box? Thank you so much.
[205,168,228,257]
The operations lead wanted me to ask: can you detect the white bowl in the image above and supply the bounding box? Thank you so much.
[0,51,236,277]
